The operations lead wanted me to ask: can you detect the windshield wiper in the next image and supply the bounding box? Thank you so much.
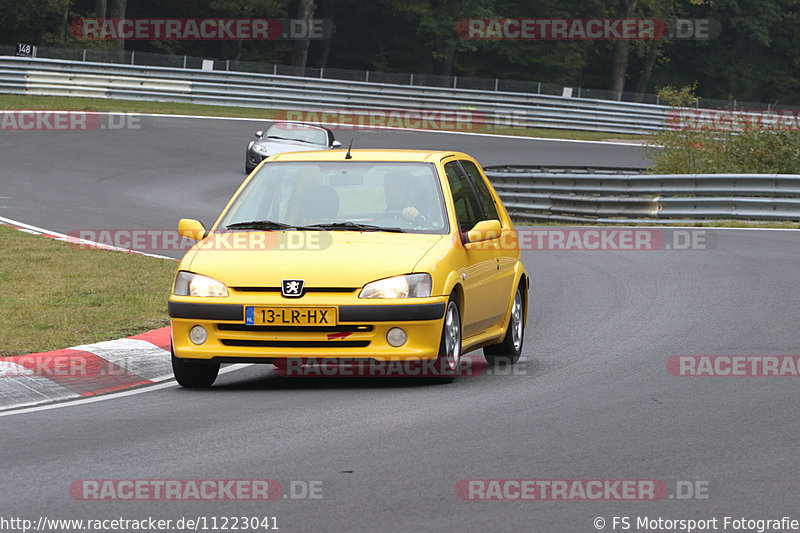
[226,220,312,231]
[306,222,406,233]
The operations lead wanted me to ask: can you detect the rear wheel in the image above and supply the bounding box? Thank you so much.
[434,294,462,382]
[483,284,524,366]
[171,346,220,388]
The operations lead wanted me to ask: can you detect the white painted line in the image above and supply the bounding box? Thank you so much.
[0,364,252,418]
[0,214,178,260]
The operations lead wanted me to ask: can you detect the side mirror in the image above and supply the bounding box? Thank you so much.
[255,130,263,138]
[464,219,501,245]
[332,140,342,148]
[178,219,207,241]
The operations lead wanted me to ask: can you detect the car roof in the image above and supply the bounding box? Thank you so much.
[269,149,465,163]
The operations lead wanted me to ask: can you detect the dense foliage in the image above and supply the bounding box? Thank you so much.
[646,84,800,174]
[2,0,800,105]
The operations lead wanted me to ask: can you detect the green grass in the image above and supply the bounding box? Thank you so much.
[0,94,641,142]
[0,225,177,356]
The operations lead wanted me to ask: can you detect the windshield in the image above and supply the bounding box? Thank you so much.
[263,123,328,146]
[218,162,449,234]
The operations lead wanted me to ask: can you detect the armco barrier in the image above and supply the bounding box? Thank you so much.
[2,56,796,135]
[485,167,800,223]
[0,56,669,134]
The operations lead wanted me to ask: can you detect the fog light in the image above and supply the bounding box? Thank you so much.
[386,327,407,347]
[189,325,208,345]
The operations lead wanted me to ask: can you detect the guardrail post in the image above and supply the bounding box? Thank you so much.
[365,71,369,82]
[273,64,277,75]
[183,55,187,69]
[226,60,230,71]
[410,73,414,85]
[537,82,541,94]
[320,67,324,78]
[453,76,457,88]
[82,49,86,62]
[494,78,499,91]
[130,51,135,65]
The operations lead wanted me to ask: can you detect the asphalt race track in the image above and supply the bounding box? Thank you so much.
[2,117,799,532]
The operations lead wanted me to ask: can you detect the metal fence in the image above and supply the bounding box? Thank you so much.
[0,56,674,134]
[2,42,759,108]
[485,167,800,224]
[3,55,797,136]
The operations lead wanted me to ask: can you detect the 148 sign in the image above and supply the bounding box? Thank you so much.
[16,43,36,57]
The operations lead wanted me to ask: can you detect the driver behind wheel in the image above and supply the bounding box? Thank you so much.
[383,170,427,225]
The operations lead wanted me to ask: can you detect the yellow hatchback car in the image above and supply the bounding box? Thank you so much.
[169,149,528,387]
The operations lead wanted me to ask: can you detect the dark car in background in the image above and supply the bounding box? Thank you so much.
[245,122,340,173]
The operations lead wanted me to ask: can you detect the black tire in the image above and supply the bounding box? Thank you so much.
[432,294,462,383]
[245,162,255,174]
[483,284,524,366]
[171,346,220,388]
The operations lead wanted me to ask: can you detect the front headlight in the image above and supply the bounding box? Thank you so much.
[252,144,268,154]
[173,271,229,297]
[359,273,432,299]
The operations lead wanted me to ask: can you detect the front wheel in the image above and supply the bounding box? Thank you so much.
[483,284,524,366]
[434,294,462,382]
[172,346,220,388]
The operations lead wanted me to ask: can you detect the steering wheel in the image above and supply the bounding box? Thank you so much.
[380,209,404,220]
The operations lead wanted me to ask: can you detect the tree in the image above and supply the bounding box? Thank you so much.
[609,0,638,97]
[108,0,126,52]
[291,0,316,68]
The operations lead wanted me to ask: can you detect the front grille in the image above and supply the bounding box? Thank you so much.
[232,287,357,294]
[217,324,372,333]
[221,339,370,348]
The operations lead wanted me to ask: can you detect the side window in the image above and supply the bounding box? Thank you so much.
[460,160,500,221]
[444,161,483,233]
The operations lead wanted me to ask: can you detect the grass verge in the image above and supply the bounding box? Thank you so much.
[0,94,641,143]
[0,224,177,356]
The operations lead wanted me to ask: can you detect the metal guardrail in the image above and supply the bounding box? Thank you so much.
[0,56,669,134]
[0,42,672,105]
[485,167,800,223]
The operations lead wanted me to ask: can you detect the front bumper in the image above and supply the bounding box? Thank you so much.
[169,295,448,362]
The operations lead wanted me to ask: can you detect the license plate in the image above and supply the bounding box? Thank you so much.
[245,306,337,326]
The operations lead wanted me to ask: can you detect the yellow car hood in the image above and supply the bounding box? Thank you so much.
[184,231,444,288]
